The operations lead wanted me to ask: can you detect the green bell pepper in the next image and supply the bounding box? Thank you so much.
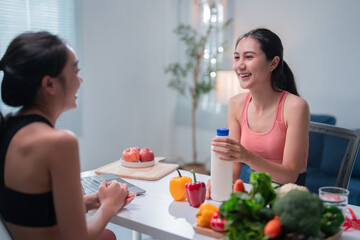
[320,205,344,236]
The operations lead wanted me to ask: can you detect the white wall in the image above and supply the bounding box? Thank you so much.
[230,0,360,129]
[78,0,360,171]
[78,0,181,171]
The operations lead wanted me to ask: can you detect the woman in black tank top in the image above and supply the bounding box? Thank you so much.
[0,32,135,240]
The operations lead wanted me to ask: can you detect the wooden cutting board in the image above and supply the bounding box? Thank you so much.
[193,225,224,239]
[95,157,179,181]
[193,224,342,240]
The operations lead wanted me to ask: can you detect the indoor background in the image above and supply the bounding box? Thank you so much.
[0,0,359,173]
[78,0,360,172]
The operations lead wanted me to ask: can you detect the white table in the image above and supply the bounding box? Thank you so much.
[83,170,360,240]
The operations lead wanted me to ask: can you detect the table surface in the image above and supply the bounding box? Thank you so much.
[82,170,360,240]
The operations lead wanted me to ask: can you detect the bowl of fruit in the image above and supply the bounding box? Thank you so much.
[121,147,155,168]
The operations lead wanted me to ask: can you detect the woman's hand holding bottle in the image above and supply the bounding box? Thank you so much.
[211,136,249,163]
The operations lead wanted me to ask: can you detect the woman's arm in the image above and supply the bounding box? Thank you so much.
[84,193,100,213]
[49,130,132,240]
[276,94,310,183]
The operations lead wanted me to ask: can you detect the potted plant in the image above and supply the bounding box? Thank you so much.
[165,3,232,173]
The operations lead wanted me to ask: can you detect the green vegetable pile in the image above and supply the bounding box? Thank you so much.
[219,172,276,240]
[219,172,345,240]
[273,189,323,237]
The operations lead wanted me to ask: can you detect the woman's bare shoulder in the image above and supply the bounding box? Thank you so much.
[228,92,248,108]
[32,127,78,159]
[284,93,310,123]
[284,93,309,111]
[37,127,77,145]
[41,129,79,172]
[228,92,249,122]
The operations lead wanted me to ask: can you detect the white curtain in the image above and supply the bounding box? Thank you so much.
[0,0,81,135]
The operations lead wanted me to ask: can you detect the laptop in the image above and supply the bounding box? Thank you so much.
[81,173,146,195]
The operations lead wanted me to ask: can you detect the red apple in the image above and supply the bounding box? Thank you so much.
[122,148,140,162]
[140,148,154,162]
[132,147,141,154]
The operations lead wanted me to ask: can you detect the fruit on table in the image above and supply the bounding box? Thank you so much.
[169,169,192,201]
[233,179,245,192]
[122,147,140,162]
[132,147,141,154]
[196,203,218,228]
[139,148,154,162]
[210,211,228,233]
[185,170,206,207]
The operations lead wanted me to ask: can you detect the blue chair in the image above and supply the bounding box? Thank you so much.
[306,122,360,189]
[307,115,360,205]
[239,163,251,183]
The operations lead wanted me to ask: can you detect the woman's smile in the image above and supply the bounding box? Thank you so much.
[239,72,252,80]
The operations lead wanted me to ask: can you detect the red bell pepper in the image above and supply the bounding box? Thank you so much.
[210,211,228,233]
[185,169,206,207]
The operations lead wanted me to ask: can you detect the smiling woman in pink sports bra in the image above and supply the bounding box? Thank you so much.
[211,28,309,186]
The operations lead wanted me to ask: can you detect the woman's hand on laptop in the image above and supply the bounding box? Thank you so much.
[98,180,134,213]
[84,192,101,212]
[125,192,136,206]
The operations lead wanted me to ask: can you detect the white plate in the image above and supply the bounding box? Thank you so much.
[120,158,155,168]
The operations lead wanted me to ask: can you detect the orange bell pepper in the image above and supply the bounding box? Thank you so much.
[196,203,218,228]
[169,169,192,201]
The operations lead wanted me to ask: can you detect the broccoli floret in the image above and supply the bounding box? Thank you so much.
[272,189,323,236]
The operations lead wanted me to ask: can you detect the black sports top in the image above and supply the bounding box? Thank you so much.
[0,114,57,227]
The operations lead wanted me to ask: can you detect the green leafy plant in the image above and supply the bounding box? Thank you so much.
[219,172,276,240]
[165,4,232,165]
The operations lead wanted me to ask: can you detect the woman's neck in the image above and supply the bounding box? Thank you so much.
[249,88,281,112]
[17,106,58,126]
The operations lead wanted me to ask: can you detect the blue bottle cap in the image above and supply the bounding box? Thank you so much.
[216,128,229,136]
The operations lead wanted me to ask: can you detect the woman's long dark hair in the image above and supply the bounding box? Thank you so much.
[235,28,299,96]
[0,31,68,131]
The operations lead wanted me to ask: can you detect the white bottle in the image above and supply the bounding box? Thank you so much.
[210,128,233,202]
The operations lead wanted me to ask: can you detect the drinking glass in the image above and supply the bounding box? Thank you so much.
[319,186,349,215]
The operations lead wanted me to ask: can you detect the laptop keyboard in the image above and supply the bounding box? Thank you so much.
[81,174,135,195]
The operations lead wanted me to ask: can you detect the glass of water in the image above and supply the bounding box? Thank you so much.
[319,186,349,215]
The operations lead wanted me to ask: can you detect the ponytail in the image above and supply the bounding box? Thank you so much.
[271,60,299,96]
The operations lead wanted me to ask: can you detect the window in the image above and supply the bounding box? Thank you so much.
[0,0,81,135]
[174,0,230,129]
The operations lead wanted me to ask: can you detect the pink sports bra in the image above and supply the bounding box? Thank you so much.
[240,91,307,169]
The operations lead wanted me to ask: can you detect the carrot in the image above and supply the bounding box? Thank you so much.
[264,216,282,238]
[233,179,245,192]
